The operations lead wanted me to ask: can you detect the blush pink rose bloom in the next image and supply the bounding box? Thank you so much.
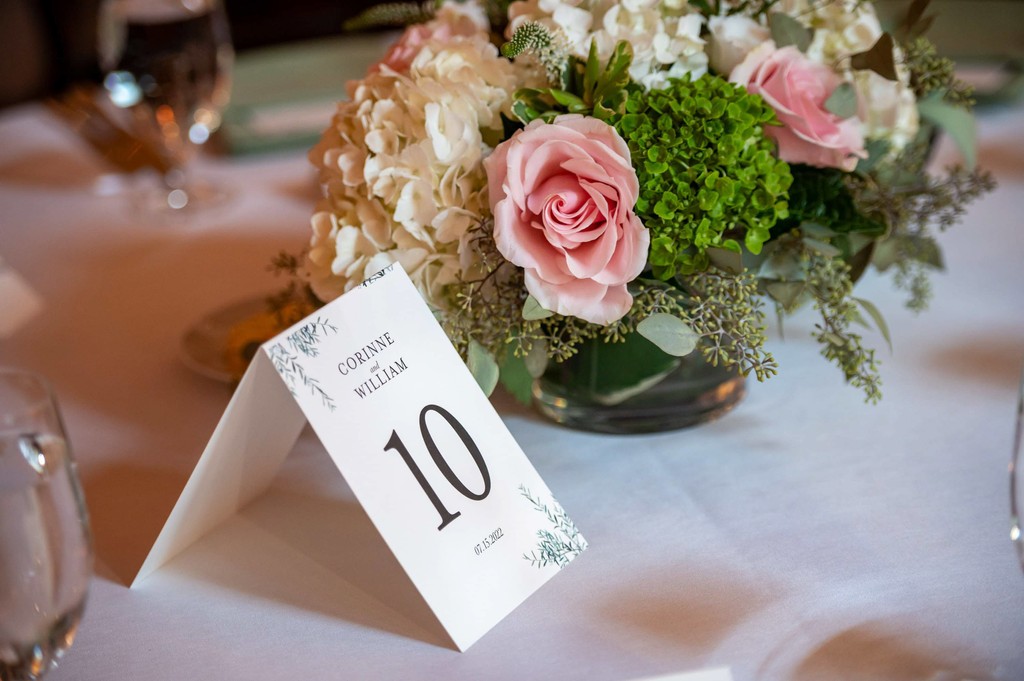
[484,115,649,325]
[371,5,486,74]
[731,43,867,171]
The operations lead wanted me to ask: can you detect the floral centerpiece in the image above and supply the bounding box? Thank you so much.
[262,0,992,433]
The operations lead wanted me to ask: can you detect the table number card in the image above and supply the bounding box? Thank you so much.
[134,264,587,651]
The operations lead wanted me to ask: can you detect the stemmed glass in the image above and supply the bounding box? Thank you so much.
[97,0,234,214]
[1010,365,1024,571]
[0,369,92,680]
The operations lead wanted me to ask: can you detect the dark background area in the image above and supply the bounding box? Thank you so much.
[1,0,1021,109]
[0,0,380,108]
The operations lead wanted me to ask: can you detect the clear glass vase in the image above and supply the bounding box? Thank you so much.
[532,333,746,434]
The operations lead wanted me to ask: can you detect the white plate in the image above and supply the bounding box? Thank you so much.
[180,296,269,382]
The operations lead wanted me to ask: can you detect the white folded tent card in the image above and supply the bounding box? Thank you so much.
[133,265,587,651]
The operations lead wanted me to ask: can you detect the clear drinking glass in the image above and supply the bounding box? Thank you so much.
[0,369,92,681]
[1011,366,1024,572]
[97,0,234,214]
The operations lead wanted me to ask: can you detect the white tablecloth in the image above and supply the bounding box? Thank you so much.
[1,100,1022,681]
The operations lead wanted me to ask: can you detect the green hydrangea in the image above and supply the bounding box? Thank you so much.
[612,75,792,278]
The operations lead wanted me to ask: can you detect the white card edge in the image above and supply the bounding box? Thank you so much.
[131,354,306,586]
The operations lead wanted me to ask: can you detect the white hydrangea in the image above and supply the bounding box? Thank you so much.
[853,68,920,152]
[707,14,770,76]
[508,0,708,90]
[307,32,526,307]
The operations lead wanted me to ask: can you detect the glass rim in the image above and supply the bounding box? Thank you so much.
[0,366,59,430]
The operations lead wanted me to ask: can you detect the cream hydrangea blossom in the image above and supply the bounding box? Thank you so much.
[307,31,525,307]
[508,0,708,90]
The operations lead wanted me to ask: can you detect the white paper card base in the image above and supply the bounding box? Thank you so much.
[135,265,586,651]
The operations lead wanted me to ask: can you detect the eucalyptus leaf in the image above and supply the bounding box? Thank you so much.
[467,340,499,396]
[856,138,891,173]
[850,33,898,81]
[917,92,977,169]
[707,246,744,274]
[636,313,699,357]
[825,82,858,119]
[522,295,554,320]
[803,237,842,258]
[904,234,945,269]
[758,248,806,281]
[800,222,838,239]
[845,232,875,257]
[854,297,892,352]
[769,13,813,52]
[498,352,533,405]
[765,281,806,311]
[872,238,899,271]
[524,339,548,378]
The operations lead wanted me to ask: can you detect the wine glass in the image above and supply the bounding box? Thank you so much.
[1010,365,1024,572]
[97,0,234,214]
[0,369,92,680]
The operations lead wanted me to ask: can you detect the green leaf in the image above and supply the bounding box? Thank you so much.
[758,246,806,281]
[855,139,891,173]
[765,281,806,311]
[522,295,554,320]
[498,351,533,405]
[769,13,813,52]
[552,333,679,406]
[897,0,936,40]
[917,92,977,169]
[467,340,499,397]
[872,238,899,271]
[850,33,898,81]
[854,297,892,352]
[707,246,744,274]
[803,237,842,258]
[524,339,548,378]
[512,100,538,124]
[903,0,933,32]
[583,40,600,101]
[801,222,838,239]
[824,82,858,119]
[636,313,699,357]
[593,41,633,101]
[547,89,587,109]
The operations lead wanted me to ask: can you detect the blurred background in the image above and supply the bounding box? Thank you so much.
[0,0,383,107]
[0,0,1020,113]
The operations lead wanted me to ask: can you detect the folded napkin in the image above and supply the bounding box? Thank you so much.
[0,256,43,339]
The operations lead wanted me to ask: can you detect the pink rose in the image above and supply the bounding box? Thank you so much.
[731,43,866,171]
[371,4,487,74]
[484,115,649,325]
